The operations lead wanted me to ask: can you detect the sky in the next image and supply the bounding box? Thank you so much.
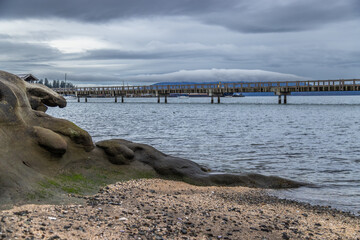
[0,0,359,86]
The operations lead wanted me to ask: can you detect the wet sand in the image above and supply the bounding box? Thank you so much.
[0,179,359,239]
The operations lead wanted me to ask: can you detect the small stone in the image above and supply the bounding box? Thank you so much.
[14,211,30,216]
[282,232,290,240]
[64,225,71,230]
[48,235,60,240]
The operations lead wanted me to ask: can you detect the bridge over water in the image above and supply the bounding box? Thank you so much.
[54,79,360,104]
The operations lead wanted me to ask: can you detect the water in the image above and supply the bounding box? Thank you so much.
[47,96,360,214]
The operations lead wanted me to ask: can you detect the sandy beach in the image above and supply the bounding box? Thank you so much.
[0,179,359,240]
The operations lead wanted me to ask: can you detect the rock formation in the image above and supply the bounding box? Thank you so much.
[0,71,304,205]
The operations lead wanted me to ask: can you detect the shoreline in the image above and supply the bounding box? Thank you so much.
[268,190,360,218]
[1,179,359,239]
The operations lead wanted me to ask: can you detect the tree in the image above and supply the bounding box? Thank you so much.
[52,80,60,88]
[38,79,43,85]
[66,82,75,88]
[44,78,51,88]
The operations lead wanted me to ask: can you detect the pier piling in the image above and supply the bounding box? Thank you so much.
[218,96,221,104]
[115,96,117,103]
[211,96,214,104]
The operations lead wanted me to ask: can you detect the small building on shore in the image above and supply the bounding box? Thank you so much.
[17,74,38,83]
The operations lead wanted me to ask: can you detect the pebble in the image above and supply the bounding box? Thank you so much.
[282,232,290,240]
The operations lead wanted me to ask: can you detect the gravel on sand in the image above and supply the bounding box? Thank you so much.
[0,179,359,239]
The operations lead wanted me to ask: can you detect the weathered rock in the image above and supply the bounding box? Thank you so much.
[0,71,97,204]
[35,113,94,152]
[96,140,134,164]
[25,82,66,111]
[33,126,67,156]
[95,139,305,188]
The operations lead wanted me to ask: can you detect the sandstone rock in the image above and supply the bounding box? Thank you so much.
[96,140,134,165]
[107,139,305,189]
[33,126,67,156]
[0,70,97,204]
[25,82,66,111]
[36,115,94,152]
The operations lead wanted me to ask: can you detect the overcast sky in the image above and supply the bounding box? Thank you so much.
[0,0,359,85]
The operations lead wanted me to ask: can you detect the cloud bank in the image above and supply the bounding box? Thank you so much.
[0,0,359,33]
[0,0,359,85]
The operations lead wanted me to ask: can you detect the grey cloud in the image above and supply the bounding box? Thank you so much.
[0,0,220,21]
[0,0,359,33]
[0,40,61,62]
[35,71,121,85]
[0,40,61,74]
[79,49,169,60]
[78,47,216,60]
[204,0,360,33]
[0,34,11,39]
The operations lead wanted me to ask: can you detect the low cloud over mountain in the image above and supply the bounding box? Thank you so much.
[126,69,308,85]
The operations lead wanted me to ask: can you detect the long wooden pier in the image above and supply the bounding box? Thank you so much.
[54,79,360,104]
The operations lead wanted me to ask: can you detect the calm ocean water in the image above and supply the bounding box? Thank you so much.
[48,96,360,214]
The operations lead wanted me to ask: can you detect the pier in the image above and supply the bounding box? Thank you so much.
[54,79,360,104]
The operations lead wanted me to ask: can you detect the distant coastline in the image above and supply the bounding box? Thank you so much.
[241,91,360,96]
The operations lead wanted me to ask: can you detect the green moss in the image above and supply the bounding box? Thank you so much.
[61,186,81,194]
[36,173,94,196]
[30,166,158,202]
[39,179,60,188]
[26,188,54,201]
[59,173,86,182]
[68,128,81,138]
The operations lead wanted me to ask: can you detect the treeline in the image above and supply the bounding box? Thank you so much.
[37,78,75,89]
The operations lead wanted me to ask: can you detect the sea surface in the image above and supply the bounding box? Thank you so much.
[47,96,360,214]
